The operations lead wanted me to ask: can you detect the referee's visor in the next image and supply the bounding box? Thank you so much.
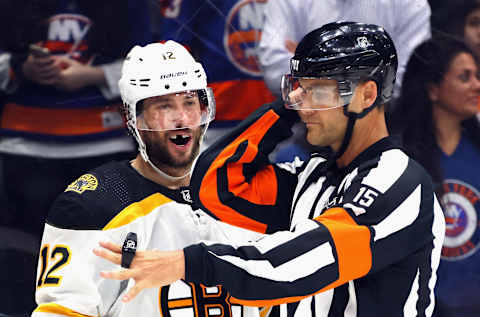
[281,74,357,111]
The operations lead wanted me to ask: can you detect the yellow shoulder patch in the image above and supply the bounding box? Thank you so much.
[65,174,98,194]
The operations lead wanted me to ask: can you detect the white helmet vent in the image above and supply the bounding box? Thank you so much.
[129,78,150,87]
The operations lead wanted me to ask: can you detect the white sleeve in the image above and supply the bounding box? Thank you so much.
[0,52,18,93]
[98,59,123,100]
[258,0,309,97]
[0,52,11,91]
[258,0,431,98]
[391,0,431,93]
[32,224,123,317]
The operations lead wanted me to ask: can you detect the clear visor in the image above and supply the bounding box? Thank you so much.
[281,74,357,110]
[136,88,215,132]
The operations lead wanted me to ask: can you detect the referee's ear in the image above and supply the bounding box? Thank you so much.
[359,80,378,110]
[349,80,378,114]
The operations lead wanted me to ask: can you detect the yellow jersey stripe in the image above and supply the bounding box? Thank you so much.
[34,303,96,317]
[103,193,172,230]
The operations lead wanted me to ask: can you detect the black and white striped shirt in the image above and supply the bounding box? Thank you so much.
[188,101,445,317]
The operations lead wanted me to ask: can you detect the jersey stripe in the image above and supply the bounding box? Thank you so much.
[167,298,194,308]
[259,306,272,317]
[34,303,95,317]
[211,241,335,282]
[361,149,409,193]
[1,103,124,135]
[209,79,275,122]
[314,208,372,285]
[198,109,281,233]
[226,152,277,206]
[372,184,421,241]
[403,269,420,315]
[425,197,446,316]
[344,281,357,317]
[253,220,319,254]
[103,193,172,230]
[205,208,371,307]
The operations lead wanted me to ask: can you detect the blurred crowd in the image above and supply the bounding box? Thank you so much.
[0,0,479,316]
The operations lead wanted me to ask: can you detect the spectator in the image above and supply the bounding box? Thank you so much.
[431,0,480,54]
[430,0,480,114]
[0,1,151,315]
[0,0,151,239]
[258,0,431,98]
[153,0,275,148]
[390,36,480,317]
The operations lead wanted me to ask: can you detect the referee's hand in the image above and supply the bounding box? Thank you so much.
[93,241,185,302]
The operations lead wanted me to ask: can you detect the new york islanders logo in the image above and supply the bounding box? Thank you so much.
[45,13,92,62]
[441,179,480,260]
[224,0,268,76]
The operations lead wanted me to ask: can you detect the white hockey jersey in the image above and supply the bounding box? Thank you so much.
[32,161,261,317]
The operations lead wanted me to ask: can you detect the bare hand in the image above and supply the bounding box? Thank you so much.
[93,241,185,302]
[22,54,62,85]
[53,57,106,92]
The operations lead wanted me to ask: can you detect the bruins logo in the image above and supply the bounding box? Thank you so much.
[159,281,243,317]
[65,174,98,194]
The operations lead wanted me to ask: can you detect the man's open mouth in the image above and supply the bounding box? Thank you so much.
[169,134,191,146]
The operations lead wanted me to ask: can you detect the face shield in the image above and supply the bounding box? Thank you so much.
[136,88,216,132]
[281,74,358,111]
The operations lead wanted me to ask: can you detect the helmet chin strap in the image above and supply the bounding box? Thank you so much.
[147,157,191,181]
[329,101,378,162]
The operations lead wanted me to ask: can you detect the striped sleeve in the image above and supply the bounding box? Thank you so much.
[339,150,443,273]
[190,101,300,234]
[184,207,372,306]
[184,150,444,306]
[338,150,445,314]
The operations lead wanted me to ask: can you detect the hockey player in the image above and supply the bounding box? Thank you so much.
[32,41,260,317]
[95,23,445,316]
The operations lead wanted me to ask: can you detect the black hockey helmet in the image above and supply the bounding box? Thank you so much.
[289,21,398,106]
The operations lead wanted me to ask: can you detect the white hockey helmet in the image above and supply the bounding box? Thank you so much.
[119,41,216,178]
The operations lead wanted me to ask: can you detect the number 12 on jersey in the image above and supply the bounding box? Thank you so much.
[37,244,71,287]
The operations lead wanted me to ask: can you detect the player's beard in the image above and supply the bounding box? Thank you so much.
[143,127,202,171]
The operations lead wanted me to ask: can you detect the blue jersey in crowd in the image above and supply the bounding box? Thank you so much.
[435,133,480,317]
